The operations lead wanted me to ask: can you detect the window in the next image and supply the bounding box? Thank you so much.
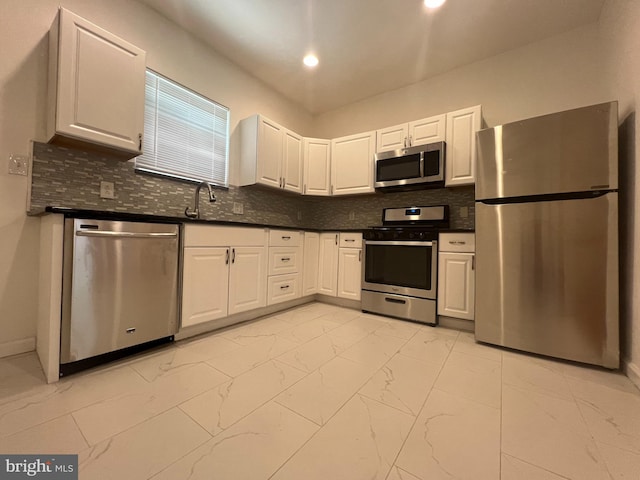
[135,70,230,187]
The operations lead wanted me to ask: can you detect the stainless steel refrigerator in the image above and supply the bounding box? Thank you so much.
[475,101,619,368]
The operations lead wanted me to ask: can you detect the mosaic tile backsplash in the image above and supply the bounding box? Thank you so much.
[30,142,475,230]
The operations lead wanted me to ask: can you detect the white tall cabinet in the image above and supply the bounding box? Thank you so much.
[438,233,475,321]
[445,105,482,186]
[181,225,268,328]
[47,8,146,156]
[331,131,376,195]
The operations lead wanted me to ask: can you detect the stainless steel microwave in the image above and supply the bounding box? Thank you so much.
[374,141,445,190]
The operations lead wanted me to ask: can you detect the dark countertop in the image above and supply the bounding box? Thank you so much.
[36,207,366,233]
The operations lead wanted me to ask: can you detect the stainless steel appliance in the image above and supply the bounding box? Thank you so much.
[475,101,619,368]
[61,218,180,372]
[362,205,449,325]
[374,141,445,191]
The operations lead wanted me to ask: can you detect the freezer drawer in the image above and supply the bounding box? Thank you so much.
[475,194,619,368]
[61,219,180,364]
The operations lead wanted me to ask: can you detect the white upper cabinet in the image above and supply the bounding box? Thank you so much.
[47,8,146,157]
[256,116,284,189]
[303,138,331,196]
[283,130,303,193]
[240,115,304,193]
[376,114,445,153]
[331,131,376,195]
[445,105,482,186]
[376,124,409,153]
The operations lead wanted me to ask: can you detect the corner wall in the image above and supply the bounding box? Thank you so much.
[599,0,640,387]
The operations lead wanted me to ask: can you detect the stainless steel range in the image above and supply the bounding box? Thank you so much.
[361,205,449,325]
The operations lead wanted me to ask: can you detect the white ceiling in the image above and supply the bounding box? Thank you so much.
[138,0,605,114]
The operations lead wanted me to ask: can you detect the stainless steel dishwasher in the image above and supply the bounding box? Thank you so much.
[60,218,180,373]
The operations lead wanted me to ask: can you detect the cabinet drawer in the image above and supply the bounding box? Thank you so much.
[268,247,300,275]
[269,230,301,247]
[184,225,267,247]
[267,274,299,305]
[439,233,475,253]
[339,232,362,248]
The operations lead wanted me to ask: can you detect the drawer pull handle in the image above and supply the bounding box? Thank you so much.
[449,240,466,245]
[126,328,136,334]
[280,285,290,290]
[385,297,406,305]
[282,236,291,240]
[345,239,355,242]
[281,257,291,262]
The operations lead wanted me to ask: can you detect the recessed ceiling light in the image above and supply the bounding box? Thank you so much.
[303,54,319,68]
[424,0,446,8]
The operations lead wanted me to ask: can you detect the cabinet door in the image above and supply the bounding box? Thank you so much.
[228,246,267,315]
[437,252,475,320]
[303,138,331,196]
[283,129,303,193]
[409,114,446,146]
[54,8,145,153]
[302,232,320,295]
[337,248,362,300]
[376,123,408,153]
[181,247,229,327]
[445,106,482,186]
[331,131,375,195]
[317,233,339,296]
[257,116,284,189]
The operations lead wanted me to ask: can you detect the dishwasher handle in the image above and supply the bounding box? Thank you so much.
[76,230,178,239]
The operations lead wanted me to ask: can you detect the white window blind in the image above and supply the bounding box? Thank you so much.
[135,70,229,187]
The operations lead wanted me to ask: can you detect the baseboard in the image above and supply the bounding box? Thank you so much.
[314,294,362,310]
[175,297,315,341]
[438,316,475,332]
[624,359,640,391]
[0,337,36,359]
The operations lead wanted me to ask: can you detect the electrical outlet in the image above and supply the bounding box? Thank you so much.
[8,154,28,176]
[349,211,355,221]
[100,181,115,199]
[233,202,244,214]
[459,206,469,218]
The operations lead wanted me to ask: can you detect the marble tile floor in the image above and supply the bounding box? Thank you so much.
[1,302,639,479]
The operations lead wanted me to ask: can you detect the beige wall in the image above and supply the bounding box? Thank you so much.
[0,0,312,353]
[313,23,608,137]
[599,0,640,384]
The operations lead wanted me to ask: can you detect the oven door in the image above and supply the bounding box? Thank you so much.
[362,240,438,299]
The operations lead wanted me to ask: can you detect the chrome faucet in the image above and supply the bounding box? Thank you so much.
[185,181,216,219]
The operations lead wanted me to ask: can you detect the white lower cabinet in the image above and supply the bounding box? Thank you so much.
[318,232,362,300]
[337,247,362,300]
[302,232,320,295]
[318,233,339,296]
[438,233,475,320]
[181,247,229,328]
[181,226,267,328]
[267,230,302,305]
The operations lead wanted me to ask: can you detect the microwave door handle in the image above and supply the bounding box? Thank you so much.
[419,152,425,177]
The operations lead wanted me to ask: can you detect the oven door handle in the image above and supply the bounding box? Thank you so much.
[364,240,435,247]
